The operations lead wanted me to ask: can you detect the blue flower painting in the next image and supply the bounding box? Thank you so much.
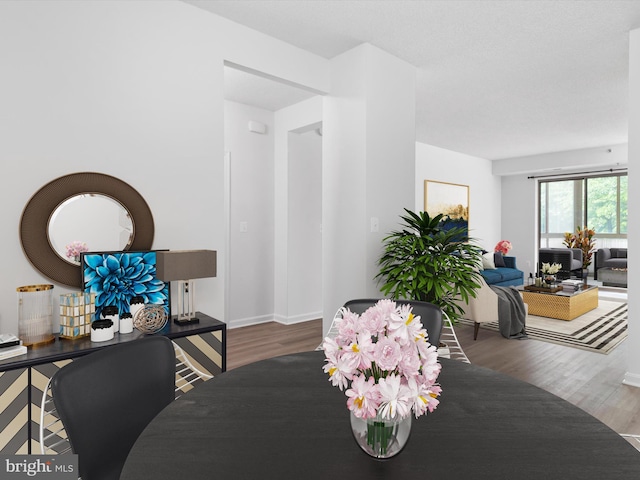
[82,251,170,321]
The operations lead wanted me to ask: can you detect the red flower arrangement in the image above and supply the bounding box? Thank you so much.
[494,240,512,255]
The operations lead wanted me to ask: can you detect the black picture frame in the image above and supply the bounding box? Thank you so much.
[81,250,170,321]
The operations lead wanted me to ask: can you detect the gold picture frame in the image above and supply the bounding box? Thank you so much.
[424,179,469,231]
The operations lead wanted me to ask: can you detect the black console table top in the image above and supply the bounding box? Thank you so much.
[121,350,640,480]
[0,312,225,371]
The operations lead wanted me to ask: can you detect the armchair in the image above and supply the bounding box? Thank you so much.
[455,277,529,340]
[456,276,498,340]
[538,248,583,279]
[594,248,627,280]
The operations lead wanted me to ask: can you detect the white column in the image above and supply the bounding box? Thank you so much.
[322,44,416,335]
[623,28,640,387]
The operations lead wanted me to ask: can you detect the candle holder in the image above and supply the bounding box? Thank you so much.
[17,284,55,347]
[59,292,95,340]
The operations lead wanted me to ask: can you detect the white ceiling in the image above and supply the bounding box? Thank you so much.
[186,0,640,161]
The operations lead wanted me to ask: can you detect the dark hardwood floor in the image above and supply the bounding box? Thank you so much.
[226,313,640,441]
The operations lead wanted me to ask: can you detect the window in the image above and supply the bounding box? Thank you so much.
[539,174,627,249]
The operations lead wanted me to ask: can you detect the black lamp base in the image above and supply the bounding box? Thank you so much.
[173,316,200,326]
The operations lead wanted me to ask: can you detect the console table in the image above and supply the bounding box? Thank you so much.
[0,312,225,454]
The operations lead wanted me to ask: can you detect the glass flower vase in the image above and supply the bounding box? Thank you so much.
[349,411,412,459]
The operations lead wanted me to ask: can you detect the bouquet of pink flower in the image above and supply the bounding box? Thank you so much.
[494,240,512,255]
[65,241,88,261]
[322,299,442,421]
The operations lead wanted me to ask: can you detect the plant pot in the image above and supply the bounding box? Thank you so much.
[349,411,412,459]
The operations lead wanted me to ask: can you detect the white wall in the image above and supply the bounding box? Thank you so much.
[415,143,501,251]
[224,101,275,327]
[323,44,416,335]
[0,0,224,332]
[0,0,329,332]
[493,144,628,176]
[273,97,323,325]
[287,129,322,321]
[500,175,537,277]
[623,28,640,387]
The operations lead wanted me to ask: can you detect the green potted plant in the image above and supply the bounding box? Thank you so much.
[563,226,596,270]
[375,209,484,324]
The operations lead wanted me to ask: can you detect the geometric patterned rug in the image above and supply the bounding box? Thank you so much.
[459,300,627,354]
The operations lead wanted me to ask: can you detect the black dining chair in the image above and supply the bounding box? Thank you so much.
[342,298,443,346]
[51,336,175,480]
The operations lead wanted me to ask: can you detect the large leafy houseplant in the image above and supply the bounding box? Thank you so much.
[375,209,484,324]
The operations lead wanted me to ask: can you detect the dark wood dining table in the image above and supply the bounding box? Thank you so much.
[121,350,640,479]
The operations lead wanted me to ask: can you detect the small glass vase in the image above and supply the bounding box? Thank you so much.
[349,411,412,459]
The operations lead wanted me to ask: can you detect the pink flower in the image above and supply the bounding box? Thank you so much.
[406,377,441,417]
[323,354,358,391]
[420,345,442,383]
[337,309,359,344]
[373,337,402,372]
[388,304,422,345]
[377,374,411,419]
[321,336,341,364]
[360,306,388,336]
[398,343,421,378]
[321,299,442,420]
[342,332,375,370]
[346,375,380,419]
[494,240,512,255]
[65,241,88,260]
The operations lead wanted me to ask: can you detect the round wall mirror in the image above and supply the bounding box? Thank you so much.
[20,172,154,288]
[48,194,134,264]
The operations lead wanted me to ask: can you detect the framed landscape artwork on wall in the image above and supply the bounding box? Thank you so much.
[424,180,469,236]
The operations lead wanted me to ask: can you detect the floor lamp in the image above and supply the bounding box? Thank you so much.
[155,250,217,325]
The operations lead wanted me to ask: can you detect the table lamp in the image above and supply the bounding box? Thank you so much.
[155,250,217,325]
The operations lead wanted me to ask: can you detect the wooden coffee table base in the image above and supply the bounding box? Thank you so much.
[521,287,598,321]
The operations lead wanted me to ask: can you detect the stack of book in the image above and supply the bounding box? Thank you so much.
[0,334,27,360]
[561,279,584,293]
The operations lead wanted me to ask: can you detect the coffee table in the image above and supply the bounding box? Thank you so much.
[521,285,598,321]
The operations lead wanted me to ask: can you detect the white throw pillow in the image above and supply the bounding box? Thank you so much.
[481,253,496,270]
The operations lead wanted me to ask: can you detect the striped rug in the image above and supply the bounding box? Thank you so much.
[460,300,627,354]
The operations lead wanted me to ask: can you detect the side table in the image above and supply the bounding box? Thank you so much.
[598,267,628,287]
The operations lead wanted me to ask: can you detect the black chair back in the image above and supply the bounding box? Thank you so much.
[342,298,443,346]
[51,336,175,480]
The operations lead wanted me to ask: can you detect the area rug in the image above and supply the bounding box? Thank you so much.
[460,300,627,354]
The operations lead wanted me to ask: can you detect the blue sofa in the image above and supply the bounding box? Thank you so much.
[480,255,524,287]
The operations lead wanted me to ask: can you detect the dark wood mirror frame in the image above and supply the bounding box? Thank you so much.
[20,172,154,288]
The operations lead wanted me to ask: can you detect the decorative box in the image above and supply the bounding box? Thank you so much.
[59,292,96,339]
